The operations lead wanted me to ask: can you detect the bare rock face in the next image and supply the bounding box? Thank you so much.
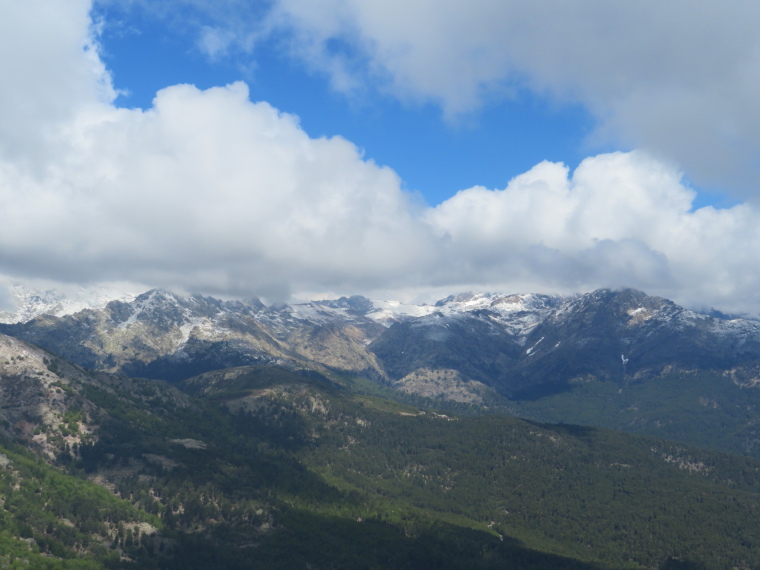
[0,289,387,383]
[0,290,289,381]
[394,368,493,404]
[0,334,97,460]
[370,288,760,399]
[0,332,192,462]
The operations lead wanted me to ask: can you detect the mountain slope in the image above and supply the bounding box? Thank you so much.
[512,288,760,388]
[9,287,760,394]
[0,334,601,569]
[5,287,760,461]
[181,363,760,570]
[369,288,760,399]
[2,333,760,568]
[0,289,388,383]
[0,438,162,568]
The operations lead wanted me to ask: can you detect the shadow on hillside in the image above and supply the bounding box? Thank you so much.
[659,558,708,570]
[164,507,606,570]
[523,419,598,439]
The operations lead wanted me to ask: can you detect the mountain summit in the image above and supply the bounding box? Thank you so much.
[3,287,760,396]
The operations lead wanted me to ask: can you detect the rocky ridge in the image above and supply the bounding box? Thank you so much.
[0,333,190,462]
[3,287,760,402]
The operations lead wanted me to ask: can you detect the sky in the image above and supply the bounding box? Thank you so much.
[2,0,760,314]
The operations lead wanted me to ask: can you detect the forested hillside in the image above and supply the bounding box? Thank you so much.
[1,334,756,569]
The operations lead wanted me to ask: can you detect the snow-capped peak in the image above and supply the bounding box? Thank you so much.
[365,299,437,326]
[0,284,137,324]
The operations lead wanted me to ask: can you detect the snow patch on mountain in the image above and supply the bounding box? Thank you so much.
[366,300,437,326]
[364,293,563,334]
[526,337,544,356]
[0,284,136,324]
[7,285,760,355]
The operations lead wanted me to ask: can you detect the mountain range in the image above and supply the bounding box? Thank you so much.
[0,289,760,456]
[5,287,760,389]
[3,286,760,443]
[1,285,760,568]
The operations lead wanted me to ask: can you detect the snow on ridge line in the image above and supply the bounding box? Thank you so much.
[0,284,137,324]
[366,299,437,326]
[6,286,757,339]
[1,285,564,328]
[363,293,563,328]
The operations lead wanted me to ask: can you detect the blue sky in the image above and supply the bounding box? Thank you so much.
[2,1,760,314]
[95,2,596,206]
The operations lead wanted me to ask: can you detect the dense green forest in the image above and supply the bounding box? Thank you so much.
[0,439,158,568]
[511,369,760,457]
[1,358,758,568]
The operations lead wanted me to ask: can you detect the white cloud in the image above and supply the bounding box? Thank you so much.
[9,3,429,301]
[426,151,760,314]
[102,2,760,194]
[4,1,760,315]
[0,80,433,299]
[0,0,115,169]
[98,0,267,62]
[198,26,237,60]
[269,0,760,197]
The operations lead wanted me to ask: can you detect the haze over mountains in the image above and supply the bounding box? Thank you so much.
[0,284,137,325]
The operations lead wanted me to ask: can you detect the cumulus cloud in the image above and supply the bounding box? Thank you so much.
[101,2,760,194]
[4,1,760,315]
[0,0,115,168]
[0,80,434,298]
[426,151,760,314]
[1,3,435,302]
[269,0,760,197]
